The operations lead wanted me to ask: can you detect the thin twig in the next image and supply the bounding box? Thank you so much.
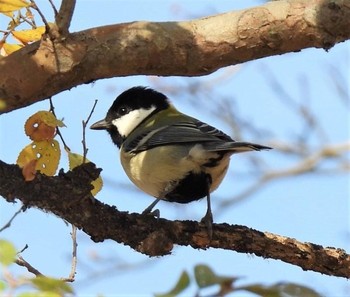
[20,9,37,28]
[0,8,37,45]
[29,0,51,32]
[0,206,25,232]
[47,0,59,16]
[82,100,98,163]
[260,63,329,143]
[61,225,78,282]
[218,142,350,211]
[218,175,271,210]
[18,244,29,254]
[61,100,97,282]
[16,256,43,277]
[49,97,71,152]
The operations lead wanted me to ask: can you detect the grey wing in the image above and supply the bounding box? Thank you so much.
[125,119,233,153]
[193,120,271,152]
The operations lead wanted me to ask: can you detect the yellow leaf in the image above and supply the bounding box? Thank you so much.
[2,10,13,17]
[2,42,23,55]
[27,110,65,128]
[17,143,36,167]
[39,111,65,128]
[17,140,61,177]
[12,26,46,44]
[25,111,65,141]
[0,0,29,13]
[34,140,61,176]
[68,152,85,170]
[91,176,103,196]
[68,152,103,196]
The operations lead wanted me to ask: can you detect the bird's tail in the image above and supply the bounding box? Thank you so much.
[228,141,272,153]
[204,141,272,153]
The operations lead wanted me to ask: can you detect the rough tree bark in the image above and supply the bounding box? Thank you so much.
[0,161,349,278]
[0,0,349,113]
[0,0,349,280]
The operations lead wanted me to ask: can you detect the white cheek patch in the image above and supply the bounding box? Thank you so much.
[111,106,156,137]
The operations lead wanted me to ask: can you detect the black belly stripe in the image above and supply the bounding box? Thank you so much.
[165,171,210,204]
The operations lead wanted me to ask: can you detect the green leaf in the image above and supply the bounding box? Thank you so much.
[276,282,323,297]
[0,239,16,266]
[18,293,45,297]
[155,271,190,297]
[0,280,6,291]
[241,284,281,297]
[31,276,73,294]
[194,264,236,288]
[240,282,323,297]
[19,292,61,297]
[18,293,37,297]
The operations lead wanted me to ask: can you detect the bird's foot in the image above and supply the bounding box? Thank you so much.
[142,208,160,219]
[200,210,213,240]
[142,198,161,219]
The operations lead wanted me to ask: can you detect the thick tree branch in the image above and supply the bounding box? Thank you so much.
[0,160,349,279]
[0,0,349,113]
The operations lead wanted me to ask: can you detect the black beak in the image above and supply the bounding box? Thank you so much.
[90,119,110,130]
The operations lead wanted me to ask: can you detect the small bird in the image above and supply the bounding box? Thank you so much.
[91,86,271,236]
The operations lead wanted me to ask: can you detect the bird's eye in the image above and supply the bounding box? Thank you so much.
[118,106,129,116]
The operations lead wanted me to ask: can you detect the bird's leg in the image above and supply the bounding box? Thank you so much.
[200,174,213,239]
[142,198,161,218]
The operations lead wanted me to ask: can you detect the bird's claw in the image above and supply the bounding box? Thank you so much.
[201,211,213,240]
[142,208,160,220]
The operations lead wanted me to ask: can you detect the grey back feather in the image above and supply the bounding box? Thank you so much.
[124,119,271,154]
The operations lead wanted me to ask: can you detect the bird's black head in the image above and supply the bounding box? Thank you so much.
[90,86,170,147]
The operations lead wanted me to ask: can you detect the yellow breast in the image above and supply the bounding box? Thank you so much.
[120,144,231,200]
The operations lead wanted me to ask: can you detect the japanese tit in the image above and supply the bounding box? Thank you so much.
[91,86,271,236]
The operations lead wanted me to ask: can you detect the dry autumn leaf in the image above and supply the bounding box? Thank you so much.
[17,140,61,177]
[22,159,37,181]
[68,152,103,196]
[0,0,29,13]
[17,142,36,167]
[28,121,56,141]
[25,111,65,141]
[1,10,13,17]
[12,26,46,44]
[1,43,23,55]
[39,111,65,128]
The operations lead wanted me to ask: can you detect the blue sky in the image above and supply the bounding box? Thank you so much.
[0,1,349,296]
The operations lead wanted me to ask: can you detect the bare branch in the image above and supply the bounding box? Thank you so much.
[82,99,98,162]
[0,160,349,279]
[49,97,71,152]
[0,205,25,232]
[15,256,43,277]
[29,0,51,32]
[48,0,58,16]
[219,142,350,209]
[55,0,76,35]
[264,142,350,178]
[1,0,349,114]
[61,225,78,282]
